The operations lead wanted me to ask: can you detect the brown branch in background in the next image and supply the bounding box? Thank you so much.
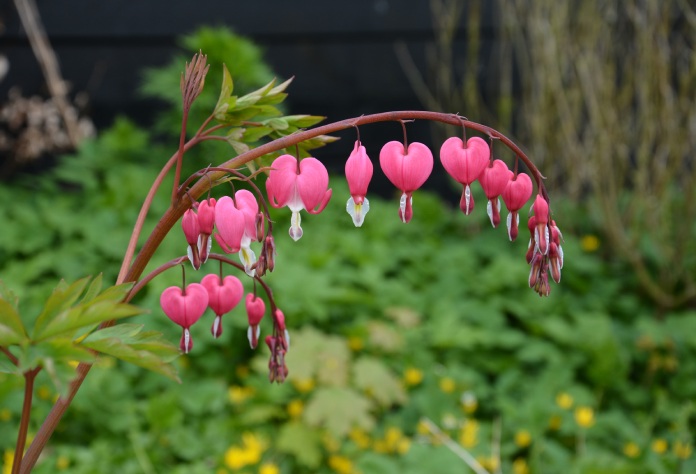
[12,0,81,148]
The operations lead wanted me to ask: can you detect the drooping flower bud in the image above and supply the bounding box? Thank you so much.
[245,293,266,349]
[345,141,374,227]
[532,195,550,255]
[182,209,202,270]
[197,198,216,263]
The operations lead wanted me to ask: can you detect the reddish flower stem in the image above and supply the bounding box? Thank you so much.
[21,110,542,473]
[12,368,39,474]
[1,346,18,366]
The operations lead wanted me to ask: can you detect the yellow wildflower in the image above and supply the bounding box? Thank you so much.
[259,462,280,474]
[384,427,403,451]
[328,454,354,474]
[439,377,456,393]
[403,367,423,386]
[651,438,667,454]
[37,385,52,401]
[292,378,315,393]
[228,385,254,405]
[515,430,532,448]
[224,446,249,470]
[347,336,364,352]
[3,450,14,474]
[477,456,499,472]
[349,427,371,449]
[459,419,479,448]
[416,419,430,435]
[322,433,340,453]
[674,441,692,460]
[512,458,529,474]
[623,442,640,458]
[224,432,265,470]
[555,392,574,409]
[396,437,411,455]
[287,399,304,419]
[580,235,600,252]
[574,406,595,428]
[373,439,388,453]
[56,455,70,470]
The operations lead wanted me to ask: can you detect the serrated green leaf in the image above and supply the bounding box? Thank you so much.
[265,118,289,130]
[352,356,406,407]
[80,273,103,304]
[283,115,325,128]
[228,140,250,155]
[0,280,20,309]
[0,297,27,345]
[36,300,143,342]
[241,126,273,143]
[81,325,180,381]
[304,387,375,437]
[215,64,234,115]
[276,421,322,468]
[33,276,92,339]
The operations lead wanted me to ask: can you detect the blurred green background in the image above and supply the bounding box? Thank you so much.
[1,1,696,473]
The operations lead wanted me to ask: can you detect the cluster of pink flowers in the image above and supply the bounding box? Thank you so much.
[160,130,562,380]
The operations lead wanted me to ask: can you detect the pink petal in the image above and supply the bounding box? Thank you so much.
[401,142,434,192]
[345,141,373,203]
[214,196,245,253]
[502,173,533,212]
[201,273,243,316]
[197,198,217,235]
[439,136,490,185]
[160,283,209,329]
[479,159,513,199]
[266,155,299,208]
[245,293,266,326]
[297,157,331,213]
[235,189,259,241]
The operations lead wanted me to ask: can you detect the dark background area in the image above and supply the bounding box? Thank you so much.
[0,0,503,197]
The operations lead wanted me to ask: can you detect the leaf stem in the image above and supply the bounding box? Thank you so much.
[1,346,18,366]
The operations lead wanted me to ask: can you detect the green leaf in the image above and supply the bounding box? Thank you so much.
[32,276,92,339]
[304,387,374,437]
[264,117,289,131]
[80,273,104,304]
[36,299,143,342]
[0,297,27,346]
[241,126,273,143]
[276,421,322,469]
[215,64,234,116]
[283,115,325,128]
[352,356,406,407]
[81,324,180,381]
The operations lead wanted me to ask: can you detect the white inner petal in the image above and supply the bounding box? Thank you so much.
[289,211,303,241]
[239,246,257,277]
[213,316,221,338]
[346,197,370,227]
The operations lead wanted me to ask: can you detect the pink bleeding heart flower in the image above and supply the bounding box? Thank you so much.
[532,194,550,255]
[345,141,373,227]
[214,195,246,254]
[197,198,216,264]
[200,273,243,338]
[379,141,433,223]
[501,173,533,241]
[233,190,260,276]
[245,293,266,349]
[160,283,209,353]
[266,154,332,241]
[182,209,202,270]
[439,136,490,215]
[548,220,564,283]
[478,159,513,228]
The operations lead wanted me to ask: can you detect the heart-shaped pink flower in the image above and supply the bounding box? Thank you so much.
[501,173,533,241]
[201,274,244,338]
[266,155,332,241]
[160,283,209,353]
[379,141,433,223]
[478,159,513,228]
[345,141,374,227]
[439,136,490,215]
[214,195,246,254]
